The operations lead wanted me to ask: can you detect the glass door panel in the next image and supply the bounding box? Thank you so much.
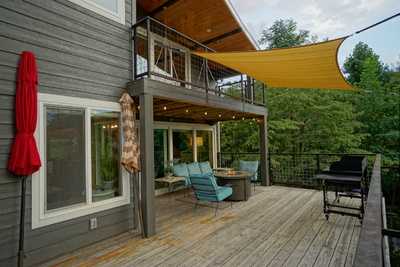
[172,130,193,164]
[196,130,213,165]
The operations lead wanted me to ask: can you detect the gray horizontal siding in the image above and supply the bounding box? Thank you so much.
[0,0,136,266]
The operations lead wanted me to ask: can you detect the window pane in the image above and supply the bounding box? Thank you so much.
[172,130,193,163]
[197,130,213,165]
[46,106,86,211]
[91,110,121,202]
[92,0,118,13]
[154,129,169,178]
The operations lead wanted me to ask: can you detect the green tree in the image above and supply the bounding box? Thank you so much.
[343,42,386,84]
[259,19,310,49]
[355,56,400,156]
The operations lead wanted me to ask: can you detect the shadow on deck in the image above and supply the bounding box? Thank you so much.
[43,186,361,267]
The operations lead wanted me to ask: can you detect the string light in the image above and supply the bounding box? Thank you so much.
[204,111,208,115]
[163,106,167,110]
[185,109,189,113]
[218,114,222,118]
[232,115,236,119]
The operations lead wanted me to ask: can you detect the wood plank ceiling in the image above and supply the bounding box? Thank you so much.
[149,97,263,124]
[137,0,256,52]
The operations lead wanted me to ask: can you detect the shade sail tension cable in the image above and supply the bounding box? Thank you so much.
[354,12,400,35]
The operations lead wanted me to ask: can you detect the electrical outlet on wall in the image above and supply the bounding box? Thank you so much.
[90,217,97,230]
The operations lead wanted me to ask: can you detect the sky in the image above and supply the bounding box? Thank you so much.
[230,0,400,68]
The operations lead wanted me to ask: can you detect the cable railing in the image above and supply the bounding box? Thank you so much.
[132,17,265,106]
[217,152,375,188]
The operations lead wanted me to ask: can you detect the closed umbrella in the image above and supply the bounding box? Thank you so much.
[8,51,41,267]
[119,92,143,236]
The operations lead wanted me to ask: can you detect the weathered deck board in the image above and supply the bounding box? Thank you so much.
[43,186,361,267]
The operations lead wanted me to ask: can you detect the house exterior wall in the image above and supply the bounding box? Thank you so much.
[0,0,136,266]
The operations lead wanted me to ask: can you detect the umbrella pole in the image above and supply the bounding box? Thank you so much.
[133,172,144,238]
[18,176,27,267]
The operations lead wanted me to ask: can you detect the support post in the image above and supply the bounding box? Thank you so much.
[259,115,270,186]
[139,93,155,237]
[146,18,152,79]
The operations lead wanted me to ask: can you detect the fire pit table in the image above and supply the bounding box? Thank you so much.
[214,170,252,201]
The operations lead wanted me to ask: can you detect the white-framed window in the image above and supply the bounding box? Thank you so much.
[32,93,130,229]
[68,0,125,24]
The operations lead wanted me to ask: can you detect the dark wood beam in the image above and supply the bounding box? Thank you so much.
[149,0,181,17]
[139,93,156,237]
[202,28,242,46]
[259,115,270,186]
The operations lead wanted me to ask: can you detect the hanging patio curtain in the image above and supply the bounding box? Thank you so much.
[194,37,353,90]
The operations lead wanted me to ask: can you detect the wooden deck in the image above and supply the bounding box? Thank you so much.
[44,186,361,267]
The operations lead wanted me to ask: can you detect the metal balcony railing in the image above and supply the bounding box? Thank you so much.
[132,17,265,106]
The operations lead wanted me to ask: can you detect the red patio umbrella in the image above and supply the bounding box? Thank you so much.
[8,51,41,267]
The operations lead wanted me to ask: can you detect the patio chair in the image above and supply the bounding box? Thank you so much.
[189,173,233,216]
[239,160,259,191]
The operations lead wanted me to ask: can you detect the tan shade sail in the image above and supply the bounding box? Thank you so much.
[194,37,353,90]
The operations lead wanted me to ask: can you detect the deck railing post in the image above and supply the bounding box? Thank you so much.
[259,115,270,186]
[204,58,209,101]
[262,83,266,105]
[132,26,137,80]
[146,18,152,79]
[316,154,321,173]
[240,74,244,102]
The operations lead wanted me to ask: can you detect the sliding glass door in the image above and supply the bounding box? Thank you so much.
[196,130,213,166]
[172,129,193,164]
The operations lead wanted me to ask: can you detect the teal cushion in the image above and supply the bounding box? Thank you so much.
[216,186,233,201]
[239,160,259,181]
[172,163,190,186]
[199,161,213,175]
[187,162,202,176]
[190,173,231,202]
[172,163,189,177]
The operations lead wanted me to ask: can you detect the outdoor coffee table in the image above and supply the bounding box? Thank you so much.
[155,176,186,193]
[315,173,366,221]
[214,171,252,201]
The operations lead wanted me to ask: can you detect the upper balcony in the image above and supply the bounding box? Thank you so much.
[132,17,266,107]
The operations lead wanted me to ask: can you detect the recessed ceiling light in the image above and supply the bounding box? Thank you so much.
[163,106,167,110]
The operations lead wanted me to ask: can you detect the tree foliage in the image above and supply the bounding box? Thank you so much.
[343,42,387,84]
[259,19,311,49]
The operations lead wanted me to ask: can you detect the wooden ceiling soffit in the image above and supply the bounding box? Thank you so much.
[138,0,256,51]
[149,0,180,16]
